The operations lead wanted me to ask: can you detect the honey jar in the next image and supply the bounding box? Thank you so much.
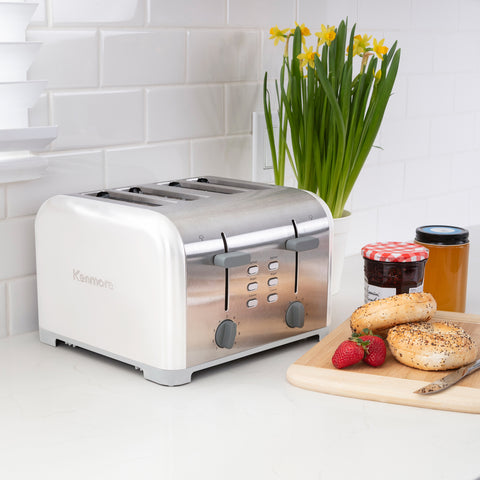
[362,242,429,303]
[414,225,469,313]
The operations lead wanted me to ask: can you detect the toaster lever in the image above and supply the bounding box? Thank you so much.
[285,236,319,252]
[213,251,251,268]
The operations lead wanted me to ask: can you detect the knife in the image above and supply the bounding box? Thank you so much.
[414,358,480,395]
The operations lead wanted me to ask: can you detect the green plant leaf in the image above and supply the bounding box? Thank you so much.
[262,19,400,218]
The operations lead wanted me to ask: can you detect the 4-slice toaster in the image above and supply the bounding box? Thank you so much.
[35,176,332,385]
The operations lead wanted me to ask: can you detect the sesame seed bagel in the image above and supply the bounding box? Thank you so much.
[350,292,437,335]
[386,321,477,371]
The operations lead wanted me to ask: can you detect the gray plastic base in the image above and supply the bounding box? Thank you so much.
[39,326,329,386]
[39,328,194,386]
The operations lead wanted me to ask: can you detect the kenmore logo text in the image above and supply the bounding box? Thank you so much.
[73,269,114,290]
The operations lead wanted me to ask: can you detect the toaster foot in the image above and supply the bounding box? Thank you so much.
[39,328,58,347]
[142,366,193,387]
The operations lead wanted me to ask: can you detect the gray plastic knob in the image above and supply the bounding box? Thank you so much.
[285,236,319,252]
[215,319,237,348]
[285,301,305,328]
[213,251,251,268]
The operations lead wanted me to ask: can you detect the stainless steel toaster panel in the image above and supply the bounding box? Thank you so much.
[184,218,329,367]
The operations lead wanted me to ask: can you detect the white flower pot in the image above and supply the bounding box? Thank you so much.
[331,210,351,295]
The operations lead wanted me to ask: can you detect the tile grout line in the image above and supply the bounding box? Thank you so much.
[4,281,10,337]
[97,27,103,88]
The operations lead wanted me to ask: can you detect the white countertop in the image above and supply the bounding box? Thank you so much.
[2,227,480,480]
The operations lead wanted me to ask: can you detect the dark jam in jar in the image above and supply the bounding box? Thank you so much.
[362,242,429,303]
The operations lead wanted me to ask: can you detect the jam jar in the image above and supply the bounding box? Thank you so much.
[414,225,469,313]
[362,242,429,303]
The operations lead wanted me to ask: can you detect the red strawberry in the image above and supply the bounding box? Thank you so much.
[331,340,365,369]
[358,331,386,367]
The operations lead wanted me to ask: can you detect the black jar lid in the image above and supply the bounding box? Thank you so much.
[415,225,469,245]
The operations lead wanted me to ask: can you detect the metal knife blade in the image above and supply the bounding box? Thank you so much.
[414,358,480,395]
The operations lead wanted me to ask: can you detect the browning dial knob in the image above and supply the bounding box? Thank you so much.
[285,301,305,328]
[215,319,237,349]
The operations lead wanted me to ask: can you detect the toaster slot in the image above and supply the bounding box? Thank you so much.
[221,232,229,312]
[212,232,252,312]
[292,220,299,294]
[185,176,274,191]
[89,190,166,207]
[117,186,200,203]
[147,185,206,201]
[165,177,249,195]
[286,219,320,294]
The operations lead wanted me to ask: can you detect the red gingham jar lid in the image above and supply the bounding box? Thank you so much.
[361,241,429,262]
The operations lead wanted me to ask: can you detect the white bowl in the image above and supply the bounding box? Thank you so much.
[0,3,38,42]
[0,80,47,128]
[0,42,42,81]
[0,126,57,151]
[0,153,48,184]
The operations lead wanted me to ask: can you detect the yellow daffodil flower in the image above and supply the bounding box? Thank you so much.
[291,22,311,37]
[297,45,317,69]
[291,22,311,46]
[269,25,289,46]
[373,38,388,60]
[315,24,336,47]
[349,33,372,56]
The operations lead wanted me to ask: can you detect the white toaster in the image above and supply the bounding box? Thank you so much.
[35,176,332,385]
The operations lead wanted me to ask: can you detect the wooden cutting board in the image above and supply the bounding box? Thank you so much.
[287,311,480,414]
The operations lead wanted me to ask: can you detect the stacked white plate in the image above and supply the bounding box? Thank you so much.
[0,2,57,183]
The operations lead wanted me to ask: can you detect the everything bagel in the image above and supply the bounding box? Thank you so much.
[386,321,477,371]
[350,292,437,335]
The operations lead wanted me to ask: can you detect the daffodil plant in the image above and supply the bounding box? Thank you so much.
[264,20,400,218]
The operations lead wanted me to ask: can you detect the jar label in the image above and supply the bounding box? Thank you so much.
[364,282,424,303]
[409,283,424,294]
[365,284,396,303]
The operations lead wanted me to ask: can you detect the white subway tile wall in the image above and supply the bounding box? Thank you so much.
[228,0,295,28]
[7,151,105,217]
[101,30,186,86]
[0,0,476,336]
[147,85,225,141]
[0,283,6,337]
[26,30,99,88]
[30,0,47,25]
[298,0,358,29]
[105,142,190,186]
[0,218,36,281]
[7,276,38,335]
[149,0,226,27]
[225,83,262,134]
[191,135,252,179]
[52,90,145,149]
[187,30,259,83]
[50,0,146,25]
[0,187,5,218]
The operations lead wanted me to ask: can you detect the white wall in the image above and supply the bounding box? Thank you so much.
[0,0,479,336]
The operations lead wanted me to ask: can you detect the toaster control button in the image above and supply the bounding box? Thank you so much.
[268,261,279,271]
[247,298,258,308]
[215,319,237,349]
[267,293,278,303]
[247,265,259,275]
[285,236,319,252]
[285,301,305,328]
[214,251,251,268]
[247,282,258,292]
[267,277,278,287]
